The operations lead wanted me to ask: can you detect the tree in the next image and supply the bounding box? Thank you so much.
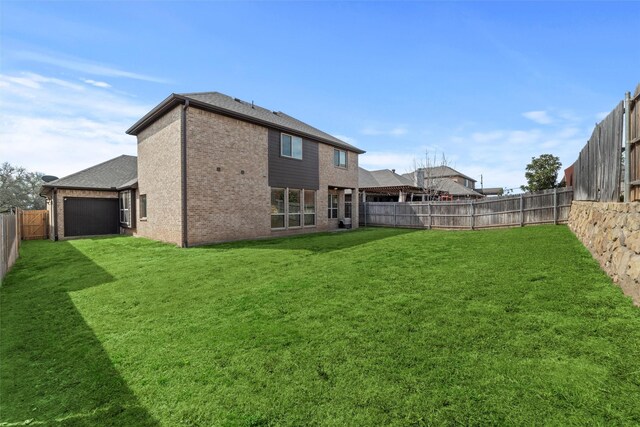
[520,154,561,193]
[0,163,46,211]
[408,150,452,201]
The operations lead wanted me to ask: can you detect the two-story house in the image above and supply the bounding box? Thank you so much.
[42,92,364,246]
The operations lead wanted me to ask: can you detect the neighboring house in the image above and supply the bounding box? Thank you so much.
[403,166,484,200]
[358,168,423,202]
[40,155,137,240]
[477,187,504,197]
[42,92,365,246]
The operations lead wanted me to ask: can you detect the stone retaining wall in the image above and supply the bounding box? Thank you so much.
[568,201,640,305]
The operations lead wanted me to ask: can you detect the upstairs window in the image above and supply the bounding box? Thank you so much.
[281,133,303,159]
[334,149,347,168]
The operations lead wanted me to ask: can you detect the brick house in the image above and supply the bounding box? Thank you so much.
[42,92,364,246]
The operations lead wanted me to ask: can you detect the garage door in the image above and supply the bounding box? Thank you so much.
[63,197,119,237]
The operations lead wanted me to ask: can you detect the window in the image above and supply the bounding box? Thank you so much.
[271,188,316,229]
[328,194,338,219]
[334,149,347,168]
[139,194,147,219]
[288,189,301,228]
[344,193,352,219]
[271,188,286,229]
[119,191,131,227]
[304,190,316,226]
[281,133,303,159]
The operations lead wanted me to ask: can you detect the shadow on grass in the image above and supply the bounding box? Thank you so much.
[202,226,421,253]
[0,240,158,426]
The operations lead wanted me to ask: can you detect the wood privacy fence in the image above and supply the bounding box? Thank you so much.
[360,187,573,230]
[1,210,20,283]
[571,83,640,202]
[20,210,49,240]
[626,85,640,201]
[573,102,624,202]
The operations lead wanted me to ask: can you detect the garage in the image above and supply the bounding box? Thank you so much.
[63,197,119,237]
[40,155,138,240]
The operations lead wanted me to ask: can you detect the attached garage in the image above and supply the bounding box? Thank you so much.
[63,197,119,237]
[40,155,138,240]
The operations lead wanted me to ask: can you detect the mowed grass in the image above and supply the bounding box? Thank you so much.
[1,226,639,426]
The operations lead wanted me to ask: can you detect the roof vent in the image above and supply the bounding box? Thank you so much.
[392,169,396,174]
[272,111,278,115]
[41,175,58,182]
[234,98,242,103]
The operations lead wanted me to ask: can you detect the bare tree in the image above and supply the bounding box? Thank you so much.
[407,150,452,201]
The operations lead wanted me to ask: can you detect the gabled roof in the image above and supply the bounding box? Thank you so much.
[127,92,365,154]
[402,166,476,182]
[359,168,419,190]
[42,155,138,190]
[430,178,483,197]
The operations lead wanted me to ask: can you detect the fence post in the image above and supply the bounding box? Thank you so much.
[519,194,524,227]
[470,200,475,230]
[394,203,397,227]
[364,202,367,227]
[624,91,631,202]
[427,202,432,229]
[553,188,558,225]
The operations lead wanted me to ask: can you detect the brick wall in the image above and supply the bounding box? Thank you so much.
[318,144,359,230]
[135,105,183,246]
[185,107,271,245]
[569,201,640,305]
[52,189,118,240]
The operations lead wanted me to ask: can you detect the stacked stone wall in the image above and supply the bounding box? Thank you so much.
[568,201,640,305]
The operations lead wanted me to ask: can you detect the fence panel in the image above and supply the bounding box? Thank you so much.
[360,188,573,230]
[630,85,640,201]
[573,102,624,201]
[1,210,20,283]
[20,210,49,240]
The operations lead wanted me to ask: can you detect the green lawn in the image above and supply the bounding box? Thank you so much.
[1,226,639,426]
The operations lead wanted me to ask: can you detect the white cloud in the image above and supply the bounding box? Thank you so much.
[0,72,150,176]
[361,126,408,137]
[83,79,111,88]
[523,110,553,125]
[15,51,169,84]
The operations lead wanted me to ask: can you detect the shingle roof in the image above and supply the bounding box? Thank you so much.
[359,168,418,189]
[127,92,365,154]
[42,155,137,190]
[402,166,476,182]
[429,178,483,197]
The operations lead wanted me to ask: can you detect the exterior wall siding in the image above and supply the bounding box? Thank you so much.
[52,189,118,240]
[318,143,360,230]
[185,107,271,245]
[267,128,319,190]
[135,105,183,246]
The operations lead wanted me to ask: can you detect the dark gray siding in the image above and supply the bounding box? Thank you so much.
[268,128,319,190]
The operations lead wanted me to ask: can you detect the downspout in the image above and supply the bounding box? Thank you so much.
[53,188,58,241]
[181,100,189,248]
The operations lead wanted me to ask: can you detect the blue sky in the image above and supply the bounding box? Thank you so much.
[1,1,638,189]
